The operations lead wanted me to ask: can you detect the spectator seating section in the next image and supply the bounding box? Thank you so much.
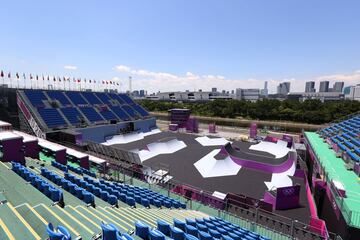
[65,91,88,105]
[83,177,187,209]
[41,168,96,206]
[79,106,104,122]
[47,91,72,106]
[37,108,68,128]
[22,90,150,129]
[110,106,131,120]
[24,89,48,107]
[11,162,64,203]
[320,114,360,162]
[81,91,102,104]
[60,107,83,124]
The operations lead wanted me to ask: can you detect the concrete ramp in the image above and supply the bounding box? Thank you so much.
[194,149,241,178]
[102,128,161,145]
[249,140,290,158]
[132,138,187,162]
[195,136,229,146]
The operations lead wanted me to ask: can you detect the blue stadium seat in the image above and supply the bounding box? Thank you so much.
[47,223,71,240]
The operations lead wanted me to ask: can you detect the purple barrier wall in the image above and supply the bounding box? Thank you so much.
[264,136,278,143]
[263,191,276,209]
[249,122,257,138]
[222,144,296,174]
[23,140,39,159]
[208,123,216,133]
[80,156,90,170]
[1,137,25,164]
[275,185,301,210]
[55,149,67,165]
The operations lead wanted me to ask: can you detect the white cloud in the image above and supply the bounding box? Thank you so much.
[112,64,360,94]
[115,65,131,72]
[64,65,77,70]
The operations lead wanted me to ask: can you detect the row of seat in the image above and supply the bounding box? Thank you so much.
[64,172,116,206]
[42,168,95,206]
[91,178,186,209]
[52,160,96,178]
[11,162,63,203]
[320,115,360,162]
[135,216,270,240]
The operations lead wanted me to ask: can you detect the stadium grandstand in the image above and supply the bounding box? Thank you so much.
[0,84,358,240]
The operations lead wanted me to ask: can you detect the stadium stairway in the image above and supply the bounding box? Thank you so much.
[0,199,207,240]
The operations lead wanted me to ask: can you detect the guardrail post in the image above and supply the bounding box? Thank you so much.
[190,200,192,210]
[218,209,220,218]
[290,220,297,239]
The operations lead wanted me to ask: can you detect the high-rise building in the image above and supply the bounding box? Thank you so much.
[235,88,260,101]
[139,90,145,97]
[333,82,344,93]
[277,82,291,95]
[211,87,217,93]
[260,81,269,97]
[319,81,330,92]
[305,81,316,93]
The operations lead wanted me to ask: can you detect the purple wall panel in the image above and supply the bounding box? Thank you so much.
[275,185,301,210]
[55,149,67,165]
[80,156,90,170]
[23,140,39,159]
[1,138,25,164]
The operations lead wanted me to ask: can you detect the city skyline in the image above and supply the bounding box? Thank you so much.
[1,1,360,93]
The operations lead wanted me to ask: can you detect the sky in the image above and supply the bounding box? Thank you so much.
[0,0,360,93]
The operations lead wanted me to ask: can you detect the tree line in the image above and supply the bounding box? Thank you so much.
[137,99,360,124]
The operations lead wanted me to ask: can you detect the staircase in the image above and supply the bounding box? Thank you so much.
[0,201,206,240]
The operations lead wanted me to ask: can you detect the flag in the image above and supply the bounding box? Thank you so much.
[30,74,33,79]
[94,80,96,83]
[89,80,91,83]
[47,75,49,81]
[77,79,81,83]
[23,73,26,79]
[84,78,87,83]
[36,75,39,80]
[16,73,19,79]
[8,72,11,78]
[42,75,44,81]
[73,77,76,83]
[110,81,112,84]
[58,77,61,82]
[53,76,56,82]
[116,83,119,86]
[102,80,105,84]
[0,70,4,78]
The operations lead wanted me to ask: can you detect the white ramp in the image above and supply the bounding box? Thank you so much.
[102,128,161,145]
[195,136,230,146]
[264,159,296,190]
[133,139,187,162]
[249,140,290,158]
[194,149,241,178]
